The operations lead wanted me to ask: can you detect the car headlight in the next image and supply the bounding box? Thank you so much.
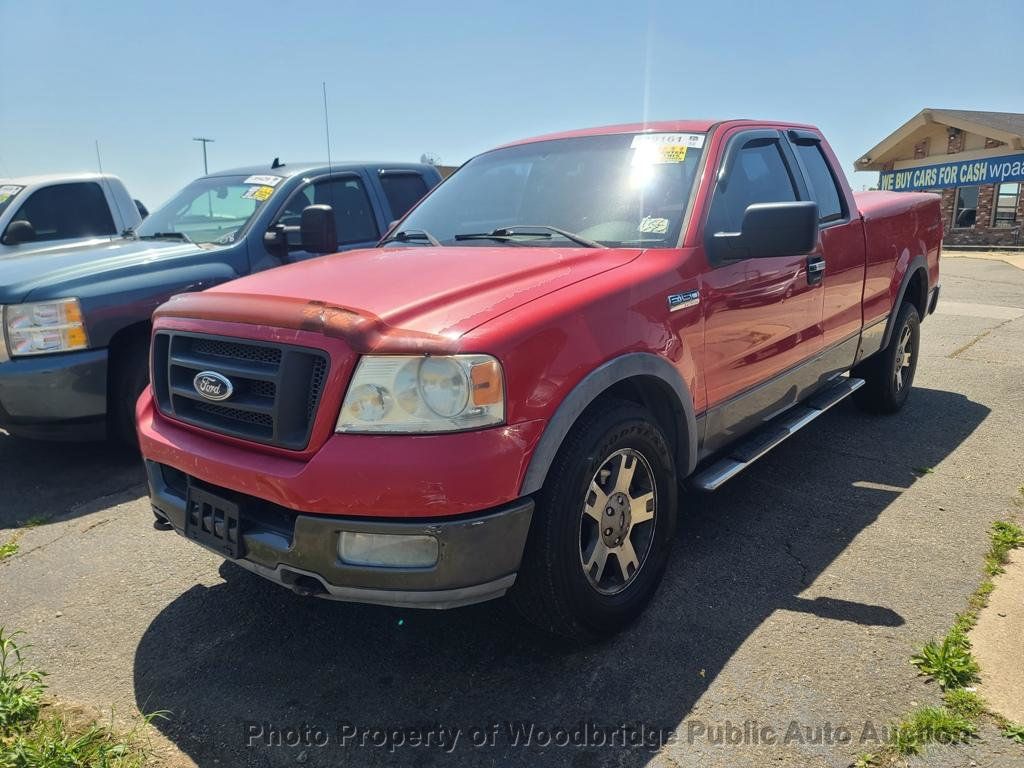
[4,299,89,357]
[337,354,504,433]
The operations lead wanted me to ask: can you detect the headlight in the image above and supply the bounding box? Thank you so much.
[4,299,89,357]
[337,354,504,433]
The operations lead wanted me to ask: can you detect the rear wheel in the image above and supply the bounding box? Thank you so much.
[510,400,677,642]
[853,301,920,414]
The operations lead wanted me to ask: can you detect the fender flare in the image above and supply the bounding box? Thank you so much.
[520,352,698,496]
[880,254,928,350]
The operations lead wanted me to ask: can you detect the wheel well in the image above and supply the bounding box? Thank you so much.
[903,266,928,318]
[106,322,151,391]
[589,375,683,469]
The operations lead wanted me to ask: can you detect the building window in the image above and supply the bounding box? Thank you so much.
[953,186,980,228]
[992,183,1020,228]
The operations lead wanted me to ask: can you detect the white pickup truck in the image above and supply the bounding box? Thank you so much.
[0,173,145,258]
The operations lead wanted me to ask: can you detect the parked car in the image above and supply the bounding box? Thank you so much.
[0,161,441,442]
[0,173,143,258]
[137,121,942,641]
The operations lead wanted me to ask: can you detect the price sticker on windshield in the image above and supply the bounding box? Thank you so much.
[242,185,275,202]
[0,184,24,203]
[243,174,283,187]
[631,133,704,164]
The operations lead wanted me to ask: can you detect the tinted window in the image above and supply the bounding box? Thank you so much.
[278,176,378,247]
[5,182,116,243]
[706,139,797,235]
[380,173,429,219]
[794,141,844,221]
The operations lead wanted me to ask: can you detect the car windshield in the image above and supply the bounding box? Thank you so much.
[134,173,283,245]
[392,132,705,248]
[0,184,25,218]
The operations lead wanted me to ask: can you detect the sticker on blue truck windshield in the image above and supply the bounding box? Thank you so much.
[242,174,282,187]
[241,185,275,202]
[0,184,24,203]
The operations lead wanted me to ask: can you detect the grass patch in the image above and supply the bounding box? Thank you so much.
[0,628,157,767]
[0,539,18,562]
[910,626,979,690]
[889,706,976,756]
[1002,723,1024,744]
[867,518,1024,762]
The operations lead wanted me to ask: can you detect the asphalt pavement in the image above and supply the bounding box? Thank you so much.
[2,255,1023,768]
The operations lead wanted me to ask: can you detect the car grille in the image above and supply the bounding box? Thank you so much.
[152,331,330,450]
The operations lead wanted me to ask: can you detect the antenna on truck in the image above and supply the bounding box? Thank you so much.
[95,139,130,235]
[321,81,337,217]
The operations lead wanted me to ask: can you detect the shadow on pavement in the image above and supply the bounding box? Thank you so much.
[0,431,145,528]
[133,387,988,767]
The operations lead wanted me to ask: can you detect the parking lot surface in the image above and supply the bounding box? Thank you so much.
[2,256,1024,767]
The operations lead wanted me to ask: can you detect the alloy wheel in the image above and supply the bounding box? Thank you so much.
[579,448,658,595]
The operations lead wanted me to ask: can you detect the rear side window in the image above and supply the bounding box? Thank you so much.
[706,138,798,235]
[5,182,116,243]
[794,141,844,222]
[379,173,429,219]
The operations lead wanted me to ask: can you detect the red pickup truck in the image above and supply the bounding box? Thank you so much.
[138,119,941,642]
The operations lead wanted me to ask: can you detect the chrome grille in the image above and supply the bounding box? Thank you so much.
[152,332,329,450]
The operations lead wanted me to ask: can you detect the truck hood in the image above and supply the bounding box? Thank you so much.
[0,238,212,304]
[160,245,642,349]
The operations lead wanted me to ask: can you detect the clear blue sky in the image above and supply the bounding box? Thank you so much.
[1,0,1021,208]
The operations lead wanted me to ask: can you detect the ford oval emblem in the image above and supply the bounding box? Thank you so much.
[193,371,234,402]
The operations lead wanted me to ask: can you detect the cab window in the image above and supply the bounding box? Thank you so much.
[793,140,844,222]
[4,182,116,243]
[379,172,430,219]
[275,176,379,249]
[706,138,798,237]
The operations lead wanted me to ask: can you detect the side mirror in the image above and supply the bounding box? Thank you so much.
[300,205,338,254]
[3,219,36,246]
[712,201,818,260]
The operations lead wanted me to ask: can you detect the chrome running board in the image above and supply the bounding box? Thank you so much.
[691,376,865,492]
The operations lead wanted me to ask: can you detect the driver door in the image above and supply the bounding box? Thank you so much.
[699,129,825,453]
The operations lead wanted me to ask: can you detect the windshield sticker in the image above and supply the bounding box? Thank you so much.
[638,216,669,234]
[630,133,705,150]
[0,184,24,203]
[242,185,275,202]
[243,174,283,187]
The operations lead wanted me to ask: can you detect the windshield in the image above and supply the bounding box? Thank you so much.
[0,184,25,218]
[134,173,284,245]
[392,132,705,247]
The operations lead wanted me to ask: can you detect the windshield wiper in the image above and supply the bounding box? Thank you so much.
[454,225,604,248]
[139,231,193,243]
[380,228,442,247]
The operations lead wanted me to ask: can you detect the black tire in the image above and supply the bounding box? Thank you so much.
[109,333,150,448]
[853,301,920,414]
[510,400,677,643]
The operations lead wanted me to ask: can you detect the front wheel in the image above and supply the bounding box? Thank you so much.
[853,301,920,414]
[510,400,677,643]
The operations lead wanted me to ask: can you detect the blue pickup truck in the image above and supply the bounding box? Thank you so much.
[0,160,442,443]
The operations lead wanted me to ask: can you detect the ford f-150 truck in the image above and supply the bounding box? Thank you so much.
[137,120,941,641]
[0,161,441,442]
[0,173,144,258]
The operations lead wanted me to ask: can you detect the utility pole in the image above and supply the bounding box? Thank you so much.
[192,137,214,174]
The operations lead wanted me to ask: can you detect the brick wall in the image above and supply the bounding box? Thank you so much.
[935,130,1022,247]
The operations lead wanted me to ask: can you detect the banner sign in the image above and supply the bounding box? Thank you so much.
[880,153,1024,192]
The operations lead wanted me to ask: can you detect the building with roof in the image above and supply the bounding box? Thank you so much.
[857,109,1024,247]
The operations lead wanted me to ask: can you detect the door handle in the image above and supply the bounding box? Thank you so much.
[807,256,826,285]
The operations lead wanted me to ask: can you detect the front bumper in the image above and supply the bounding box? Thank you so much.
[146,459,534,609]
[0,349,108,440]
